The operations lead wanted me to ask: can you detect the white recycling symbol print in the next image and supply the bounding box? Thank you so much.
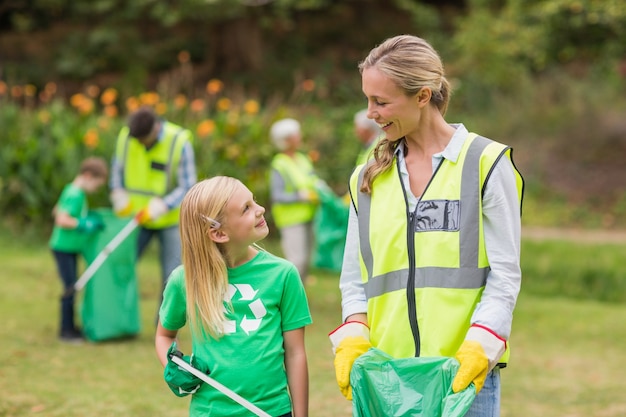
[223,283,266,335]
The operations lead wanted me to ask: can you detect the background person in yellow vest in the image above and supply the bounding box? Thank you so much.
[109,106,197,315]
[330,35,523,416]
[353,108,382,167]
[269,118,323,283]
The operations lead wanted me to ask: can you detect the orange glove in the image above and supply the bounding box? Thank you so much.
[452,325,506,394]
[329,321,371,400]
[137,198,169,225]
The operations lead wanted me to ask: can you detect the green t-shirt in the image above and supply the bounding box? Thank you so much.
[160,249,313,417]
[48,183,88,252]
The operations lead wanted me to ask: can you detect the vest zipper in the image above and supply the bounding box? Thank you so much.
[396,157,421,357]
[399,155,445,357]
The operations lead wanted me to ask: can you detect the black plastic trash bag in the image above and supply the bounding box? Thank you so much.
[351,348,476,417]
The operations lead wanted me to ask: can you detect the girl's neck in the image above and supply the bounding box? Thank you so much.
[226,245,258,268]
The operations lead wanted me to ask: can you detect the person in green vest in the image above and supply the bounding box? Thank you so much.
[330,35,524,416]
[49,156,109,342]
[353,108,382,167]
[269,118,323,282]
[109,106,197,314]
[155,176,312,417]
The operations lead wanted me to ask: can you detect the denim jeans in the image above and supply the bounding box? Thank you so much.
[52,250,79,333]
[464,368,501,417]
[137,225,182,308]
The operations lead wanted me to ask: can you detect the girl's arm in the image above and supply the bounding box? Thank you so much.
[283,327,309,417]
[155,321,179,367]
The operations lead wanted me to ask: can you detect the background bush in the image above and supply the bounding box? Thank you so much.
[2,0,626,235]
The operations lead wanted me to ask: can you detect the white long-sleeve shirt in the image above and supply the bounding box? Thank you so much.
[339,123,522,339]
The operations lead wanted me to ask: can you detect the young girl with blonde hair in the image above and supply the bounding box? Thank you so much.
[155,176,312,417]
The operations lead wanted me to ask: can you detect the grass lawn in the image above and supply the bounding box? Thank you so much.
[1,233,626,416]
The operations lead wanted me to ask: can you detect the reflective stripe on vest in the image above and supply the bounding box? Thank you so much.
[116,122,188,228]
[270,152,318,228]
[351,133,523,361]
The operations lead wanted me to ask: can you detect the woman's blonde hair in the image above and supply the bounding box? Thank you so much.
[358,34,452,193]
[179,176,240,339]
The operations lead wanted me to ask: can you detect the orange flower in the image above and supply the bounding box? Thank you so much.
[11,85,23,98]
[98,117,110,131]
[86,84,100,98]
[243,99,259,115]
[100,88,118,106]
[103,105,118,118]
[39,91,51,103]
[206,79,224,95]
[216,98,231,112]
[173,94,188,109]
[196,119,216,137]
[0,81,7,95]
[77,98,95,115]
[156,102,167,115]
[70,93,86,108]
[126,97,141,112]
[24,84,37,97]
[140,91,160,106]
[190,98,205,113]
[44,82,57,95]
[178,50,191,64]
[83,128,99,148]
[302,79,315,92]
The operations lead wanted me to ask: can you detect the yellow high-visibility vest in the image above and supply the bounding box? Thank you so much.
[115,122,190,229]
[270,152,319,228]
[350,133,524,361]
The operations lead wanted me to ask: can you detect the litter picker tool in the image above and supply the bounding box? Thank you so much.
[169,350,271,417]
[74,215,140,292]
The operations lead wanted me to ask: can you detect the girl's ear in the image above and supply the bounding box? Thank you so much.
[208,228,229,243]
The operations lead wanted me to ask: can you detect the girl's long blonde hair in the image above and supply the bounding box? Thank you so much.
[179,176,239,339]
[358,34,452,194]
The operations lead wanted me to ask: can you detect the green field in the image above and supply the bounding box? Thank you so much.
[2,231,626,416]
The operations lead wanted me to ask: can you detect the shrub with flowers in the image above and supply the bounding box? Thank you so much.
[0,71,364,235]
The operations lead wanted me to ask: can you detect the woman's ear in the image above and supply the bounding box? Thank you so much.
[415,87,432,107]
[208,228,229,243]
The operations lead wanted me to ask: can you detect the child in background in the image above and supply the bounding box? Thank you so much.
[269,118,323,283]
[155,176,312,417]
[49,156,108,342]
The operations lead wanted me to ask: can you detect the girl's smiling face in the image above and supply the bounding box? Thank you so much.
[221,181,268,246]
[361,67,422,142]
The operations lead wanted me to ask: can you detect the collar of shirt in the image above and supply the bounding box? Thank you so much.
[394,123,467,210]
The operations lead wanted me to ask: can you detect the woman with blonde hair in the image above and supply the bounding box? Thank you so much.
[330,35,524,416]
[155,176,312,417]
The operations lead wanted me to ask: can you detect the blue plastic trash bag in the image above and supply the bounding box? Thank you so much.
[351,348,476,417]
[312,185,349,272]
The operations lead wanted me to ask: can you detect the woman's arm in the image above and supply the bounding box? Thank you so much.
[472,156,522,339]
[284,328,309,417]
[155,322,179,367]
[339,203,368,322]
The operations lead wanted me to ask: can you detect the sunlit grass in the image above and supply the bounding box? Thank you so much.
[2,232,626,416]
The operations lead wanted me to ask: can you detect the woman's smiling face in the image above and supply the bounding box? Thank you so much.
[361,67,421,142]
